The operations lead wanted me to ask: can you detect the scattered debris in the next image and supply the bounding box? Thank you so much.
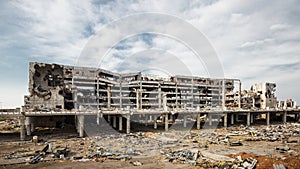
[229,140,243,146]
[276,146,291,153]
[29,144,49,164]
[131,160,143,166]
[273,164,286,169]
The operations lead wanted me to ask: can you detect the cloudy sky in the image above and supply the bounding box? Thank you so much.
[0,0,299,108]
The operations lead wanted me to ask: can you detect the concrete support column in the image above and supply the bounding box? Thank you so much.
[145,115,148,126]
[107,86,111,109]
[163,94,167,111]
[78,115,85,137]
[231,114,234,125]
[119,116,123,131]
[250,113,254,124]
[171,114,176,123]
[31,123,35,133]
[19,116,25,141]
[183,115,187,128]
[25,117,31,136]
[235,114,239,122]
[158,87,161,108]
[222,79,226,110]
[126,114,131,134]
[136,90,140,109]
[284,101,287,109]
[196,113,201,130]
[165,114,168,131]
[247,112,251,126]
[113,116,117,128]
[97,112,100,125]
[266,112,270,125]
[238,81,242,109]
[224,113,227,128]
[154,115,157,129]
[283,111,287,123]
[76,116,80,133]
[30,117,35,132]
[209,114,212,126]
[108,115,111,124]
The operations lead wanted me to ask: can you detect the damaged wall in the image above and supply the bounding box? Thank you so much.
[25,62,73,111]
[24,62,286,112]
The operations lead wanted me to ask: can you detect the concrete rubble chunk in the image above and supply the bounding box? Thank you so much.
[131,161,143,166]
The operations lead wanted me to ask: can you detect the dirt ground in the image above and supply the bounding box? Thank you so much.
[0,118,300,169]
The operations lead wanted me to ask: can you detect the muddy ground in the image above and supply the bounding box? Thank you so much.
[0,118,300,169]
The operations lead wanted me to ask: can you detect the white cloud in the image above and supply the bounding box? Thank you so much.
[240,38,274,48]
[270,24,291,31]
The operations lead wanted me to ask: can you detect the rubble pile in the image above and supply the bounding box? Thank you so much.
[163,149,258,169]
[198,123,300,146]
[0,118,19,132]
[227,124,300,142]
[1,124,300,168]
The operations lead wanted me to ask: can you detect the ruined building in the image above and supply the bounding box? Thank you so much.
[12,62,299,140]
